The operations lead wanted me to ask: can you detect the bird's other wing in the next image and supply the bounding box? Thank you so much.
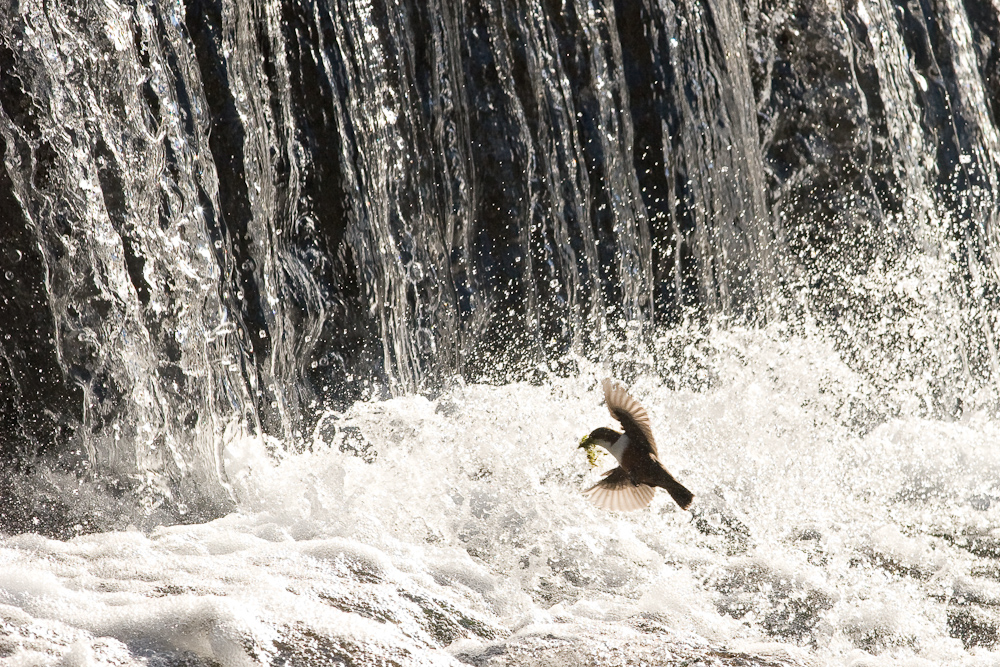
[602,378,658,456]
[583,467,656,511]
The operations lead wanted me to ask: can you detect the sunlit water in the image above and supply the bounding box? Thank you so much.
[4,0,1000,662]
[3,328,999,666]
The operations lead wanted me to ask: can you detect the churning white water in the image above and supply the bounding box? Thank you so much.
[3,327,999,666]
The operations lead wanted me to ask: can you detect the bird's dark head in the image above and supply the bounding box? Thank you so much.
[578,427,622,451]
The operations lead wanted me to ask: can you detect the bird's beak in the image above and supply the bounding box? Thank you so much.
[578,435,593,449]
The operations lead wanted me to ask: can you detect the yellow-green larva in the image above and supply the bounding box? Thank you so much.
[580,437,604,468]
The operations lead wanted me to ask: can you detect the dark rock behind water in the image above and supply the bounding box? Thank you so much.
[1,0,999,526]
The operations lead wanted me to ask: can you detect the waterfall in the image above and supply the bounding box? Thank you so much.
[1,0,999,524]
[5,2,1000,663]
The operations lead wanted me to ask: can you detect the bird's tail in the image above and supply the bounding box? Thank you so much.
[658,471,694,510]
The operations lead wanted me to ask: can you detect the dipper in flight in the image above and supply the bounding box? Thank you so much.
[578,378,694,511]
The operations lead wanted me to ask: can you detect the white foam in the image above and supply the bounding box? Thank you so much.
[2,328,1000,665]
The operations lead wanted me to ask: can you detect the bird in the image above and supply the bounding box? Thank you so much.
[578,378,694,511]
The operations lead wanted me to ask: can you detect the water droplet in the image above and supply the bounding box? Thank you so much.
[4,271,12,281]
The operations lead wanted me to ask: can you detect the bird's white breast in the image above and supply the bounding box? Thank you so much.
[608,434,630,464]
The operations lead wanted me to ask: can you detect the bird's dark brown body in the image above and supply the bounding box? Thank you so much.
[579,379,693,511]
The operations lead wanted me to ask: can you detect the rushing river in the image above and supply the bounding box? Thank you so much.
[4,331,1000,666]
[3,0,1000,663]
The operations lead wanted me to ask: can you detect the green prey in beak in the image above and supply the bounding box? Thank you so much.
[578,434,605,468]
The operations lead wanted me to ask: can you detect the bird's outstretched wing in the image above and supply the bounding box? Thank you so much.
[583,467,656,511]
[602,378,657,456]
